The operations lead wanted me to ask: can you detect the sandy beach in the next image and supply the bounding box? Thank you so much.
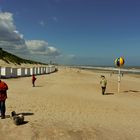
[0,66,140,140]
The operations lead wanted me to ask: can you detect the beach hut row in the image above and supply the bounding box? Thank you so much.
[0,65,57,78]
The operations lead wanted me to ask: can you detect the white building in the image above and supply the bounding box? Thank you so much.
[45,67,49,74]
[48,65,55,73]
[11,68,18,78]
[25,68,30,76]
[43,67,46,74]
[30,67,35,75]
[37,67,41,75]
[40,67,44,74]
[0,65,57,79]
[1,67,11,78]
[34,67,37,75]
[51,65,56,72]
[17,68,25,77]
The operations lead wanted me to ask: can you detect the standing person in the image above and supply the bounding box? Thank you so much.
[32,74,36,87]
[100,75,107,95]
[0,79,8,119]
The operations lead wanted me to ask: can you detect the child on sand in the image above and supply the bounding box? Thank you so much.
[32,74,37,87]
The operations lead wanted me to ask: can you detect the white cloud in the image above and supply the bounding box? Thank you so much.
[46,46,61,56]
[0,12,28,53]
[0,12,60,57]
[52,16,58,22]
[39,20,46,26]
[67,54,76,59]
[26,40,61,56]
[26,40,48,53]
[0,12,61,63]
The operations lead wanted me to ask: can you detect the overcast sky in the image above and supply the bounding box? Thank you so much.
[0,0,140,66]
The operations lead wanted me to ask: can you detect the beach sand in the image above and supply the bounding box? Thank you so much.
[0,66,140,140]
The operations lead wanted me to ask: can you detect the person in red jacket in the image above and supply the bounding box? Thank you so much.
[0,79,8,119]
[32,74,36,87]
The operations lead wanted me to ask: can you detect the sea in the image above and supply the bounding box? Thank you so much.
[71,66,140,74]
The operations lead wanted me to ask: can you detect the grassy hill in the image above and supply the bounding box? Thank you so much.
[0,48,46,65]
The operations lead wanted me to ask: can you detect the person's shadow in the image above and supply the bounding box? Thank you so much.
[105,92,114,95]
[33,85,43,87]
[123,90,139,93]
[17,112,34,116]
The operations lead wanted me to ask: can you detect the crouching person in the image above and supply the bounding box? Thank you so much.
[0,79,8,119]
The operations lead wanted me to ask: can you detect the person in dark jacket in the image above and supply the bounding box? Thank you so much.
[0,80,8,119]
[32,74,36,87]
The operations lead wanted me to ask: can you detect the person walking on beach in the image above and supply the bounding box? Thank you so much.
[0,79,8,119]
[32,74,37,87]
[100,75,107,95]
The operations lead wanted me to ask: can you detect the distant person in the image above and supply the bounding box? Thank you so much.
[0,79,8,119]
[32,74,36,87]
[100,75,107,95]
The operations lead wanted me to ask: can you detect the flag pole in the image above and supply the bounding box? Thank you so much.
[118,67,121,93]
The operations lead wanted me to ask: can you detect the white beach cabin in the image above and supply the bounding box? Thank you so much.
[1,67,11,78]
[51,65,56,73]
[43,67,46,74]
[17,68,25,77]
[11,68,18,78]
[37,67,41,75]
[30,67,35,75]
[40,67,44,74]
[25,68,30,76]
[48,65,55,73]
[34,67,37,75]
[45,67,49,74]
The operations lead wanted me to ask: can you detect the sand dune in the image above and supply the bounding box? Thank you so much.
[0,60,48,68]
[0,67,140,140]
